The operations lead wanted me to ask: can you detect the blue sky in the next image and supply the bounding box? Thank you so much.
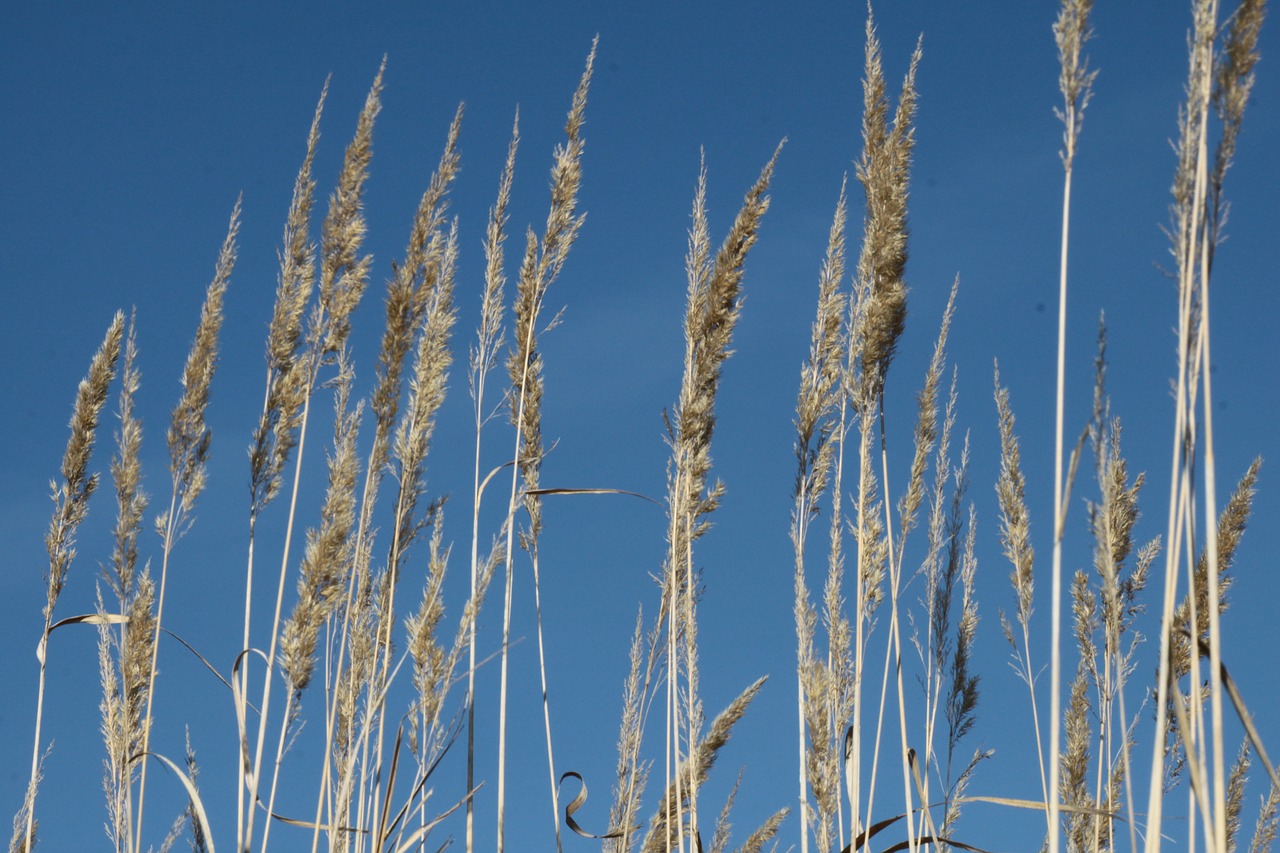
[2,2,1279,851]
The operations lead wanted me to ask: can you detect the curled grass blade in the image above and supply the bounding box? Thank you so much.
[37,612,129,665]
[559,771,625,839]
[128,751,217,853]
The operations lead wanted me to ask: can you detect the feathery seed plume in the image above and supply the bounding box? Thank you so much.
[167,198,240,527]
[855,16,921,403]
[46,311,126,619]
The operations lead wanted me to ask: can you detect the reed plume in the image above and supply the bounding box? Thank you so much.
[793,182,847,853]
[278,360,360,698]
[659,143,780,852]
[466,110,518,853]
[136,199,240,850]
[248,62,384,853]
[250,83,327,520]
[854,17,920,406]
[640,678,769,853]
[606,612,649,853]
[19,310,125,853]
[46,313,127,619]
[994,366,1051,823]
[11,9,1279,853]
[841,13,925,847]
[165,199,239,536]
[98,319,153,853]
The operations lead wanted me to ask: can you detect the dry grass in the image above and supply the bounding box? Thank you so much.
[10,2,1275,852]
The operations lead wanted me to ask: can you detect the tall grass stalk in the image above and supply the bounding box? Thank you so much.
[136,199,240,851]
[496,39,595,853]
[361,110,459,853]
[792,179,847,853]
[467,109,519,853]
[848,10,921,849]
[244,76,326,853]
[1051,2,1096,851]
[665,144,779,851]
[241,60,382,853]
[291,83,464,853]
[99,315,148,853]
[604,143,781,853]
[1144,0,1267,849]
[20,311,125,853]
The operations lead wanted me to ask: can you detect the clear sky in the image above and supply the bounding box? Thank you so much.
[2,2,1279,851]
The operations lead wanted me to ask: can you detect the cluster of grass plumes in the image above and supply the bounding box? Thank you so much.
[11,2,1279,852]
[7,45,598,853]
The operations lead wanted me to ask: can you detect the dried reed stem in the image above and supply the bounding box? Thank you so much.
[21,311,125,852]
[1145,1,1268,848]
[497,39,595,853]
[466,109,518,853]
[793,181,847,853]
[994,366,1050,825]
[850,9,920,846]
[137,197,239,851]
[641,679,768,853]
[249,61,381,853]
[1050,2,1095,849]
[99,317,150,853]
[243,80,325,848]
[662,143,780,851]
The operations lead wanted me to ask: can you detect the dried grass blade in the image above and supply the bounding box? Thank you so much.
[374,723,405,848]
[954,795,1119,820]
[231,649,270,788]
[391,793,474,853]
[527,486,661,506]
[873,837,997,853]
[1199,640,1280,793]
[128,751,217,853]
[37,613,129,664]
[159,627,251,711]
[560,771,624,839]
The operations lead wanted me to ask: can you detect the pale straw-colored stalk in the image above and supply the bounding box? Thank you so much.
[243,79,325,849]
[1145,2,1243,849]
[849,9,920,847]
[661,143,779,851]
[793,180,847,853]
[1145,2,1214,844]
[641,679,769,853]
[906,285,972,848]
[497,40,594,853]
[269,354,360,846]
[465,109,518,853]
[363,212,459,849]
[1050,2,1095,849]
[136,198,239,852]
[1196,0,1266,847]
[99,317,150,853]
[994,367,1050,817]
[1081,322,1154,853]
[248,61,382,853]
[20,310,125,853]
[304,95,462,853]
[607,610,649,853]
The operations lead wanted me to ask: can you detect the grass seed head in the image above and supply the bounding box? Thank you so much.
[45,311,125,620]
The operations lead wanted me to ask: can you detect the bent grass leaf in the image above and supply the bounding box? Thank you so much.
[37,612,129,664]
[128,750,217,853]
[559,771,625,839]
